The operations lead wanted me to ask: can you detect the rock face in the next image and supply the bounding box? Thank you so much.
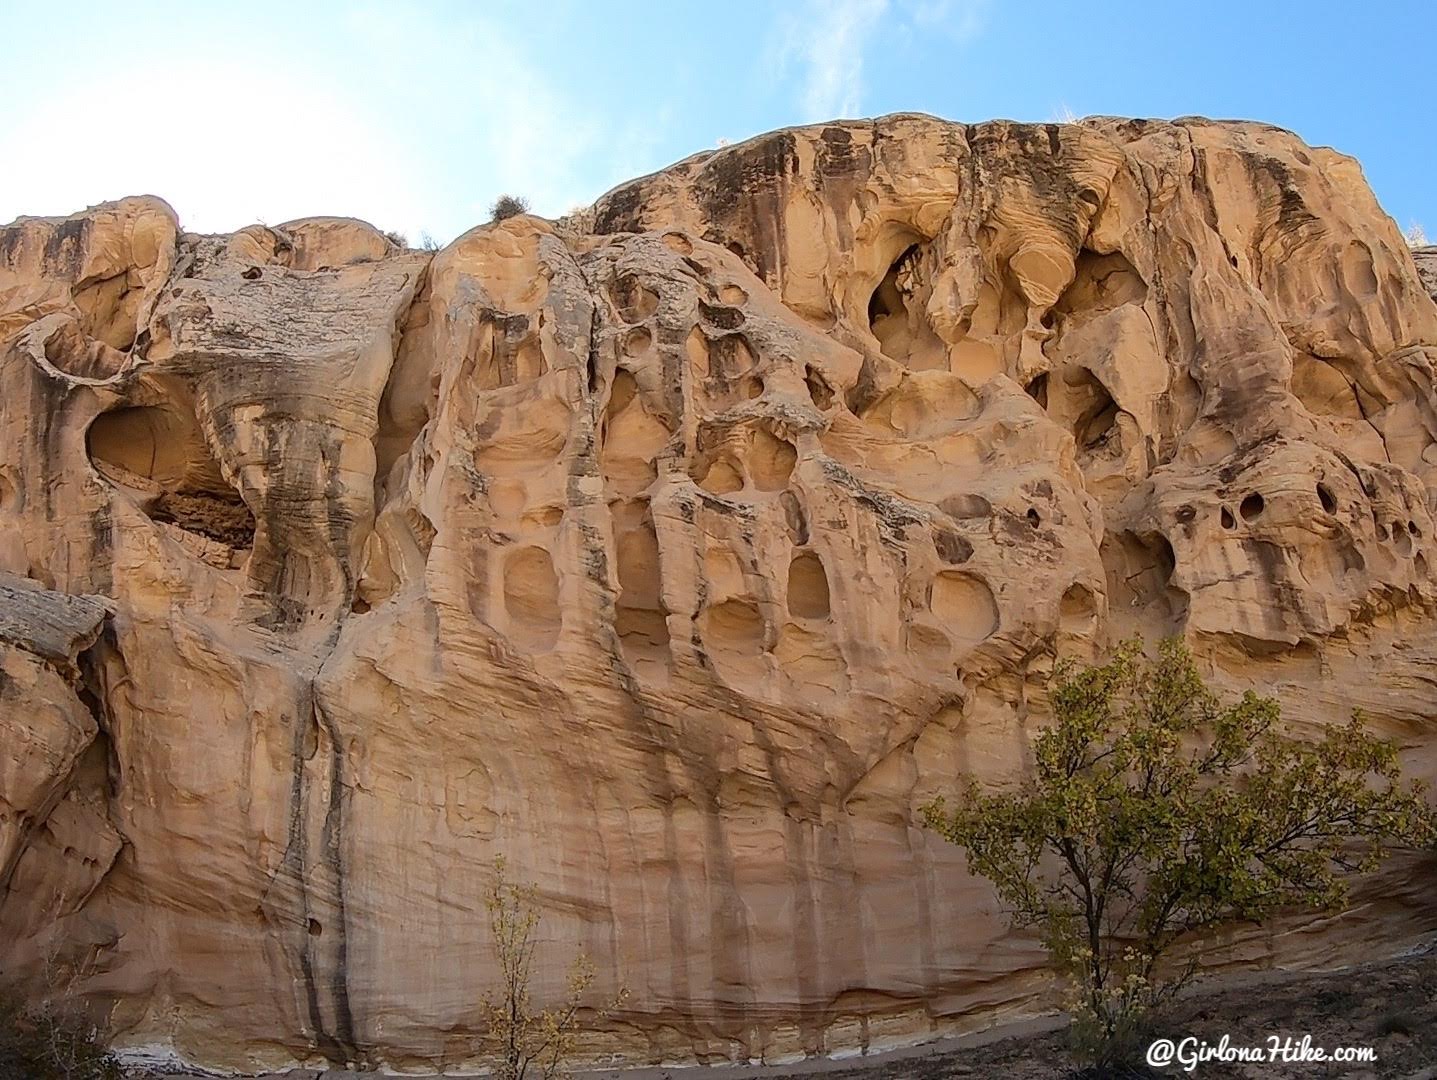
[1,115,1435,1072]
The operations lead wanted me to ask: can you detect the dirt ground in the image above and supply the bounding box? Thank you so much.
[730,944,1437,1080]
[149,941,1437,1080]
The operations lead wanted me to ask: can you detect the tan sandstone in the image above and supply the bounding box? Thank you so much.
[1,115,1436,1072]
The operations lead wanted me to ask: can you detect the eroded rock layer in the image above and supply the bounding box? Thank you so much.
[1,116,1436,1071]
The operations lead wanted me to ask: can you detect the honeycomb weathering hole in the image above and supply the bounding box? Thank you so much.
[1240,493,1265,521]
[805,366,834,410]
[709,334,757,381]
[662,233,693,255]
[503,546,561,650]
[696,457,743,495]
[787,551,830,619]
[610,274,659,323]
[44,319,125,380]
[704,598,765,651]
[89,405,198,487]
[463,318,547,394]
[699,300,745,330]
[1054,249,1149,317]
[749,430,796,491]
[616,514,671,664]
[1393,522,1413,557]
[1075,380,1119,452]
[1058,583,1099,643]
[1317,483,1337,514]
[929,571,999,649]
[88,404,256,551]
[868,245,918,328]
[941,493,992,520]
[623,327,652,357]
[1060,583,1097,619]
[934,529,973,565]
[602,370,671,497]
[867,242,947,370]
[781,492,809,544]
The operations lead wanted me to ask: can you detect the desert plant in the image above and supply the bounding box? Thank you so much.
[924,638,1434,1068]
[383,229,408,249]
[1405,222,1428,248]
[0,987,121,1080]
[490,195,530,223]
[480,856,627,1079]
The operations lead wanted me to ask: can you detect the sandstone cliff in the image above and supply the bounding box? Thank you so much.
[1,115,1435,1073]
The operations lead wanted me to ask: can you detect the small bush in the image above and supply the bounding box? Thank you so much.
[0,992,121,1080]
[490,195,530,223]
[383,230,408,249]
[480,855,627,1079]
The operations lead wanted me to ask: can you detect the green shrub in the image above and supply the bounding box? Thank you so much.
[924,638,1434,1068]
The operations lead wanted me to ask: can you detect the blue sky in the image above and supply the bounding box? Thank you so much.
[1,1,1431,244]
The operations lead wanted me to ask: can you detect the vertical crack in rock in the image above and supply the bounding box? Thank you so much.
[286,686,361,1066]
[0,574,120,915]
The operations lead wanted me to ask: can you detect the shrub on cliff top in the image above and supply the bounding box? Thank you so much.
[490,194,530,222]
[924,637,1434,1068]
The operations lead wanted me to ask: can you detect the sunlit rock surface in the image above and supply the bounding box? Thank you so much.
[2,115,1436,1072]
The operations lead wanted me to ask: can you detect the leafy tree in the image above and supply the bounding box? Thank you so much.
[490,195,531,222]
[924,638,1434,1067]
[480,856,627,1079]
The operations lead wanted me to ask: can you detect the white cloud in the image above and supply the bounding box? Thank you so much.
[0,5,677,245]
[776,0,988,124]
[780,0,890,123]
[341,5,680,239]
[905,0,989,39]
[0,57,428,239]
